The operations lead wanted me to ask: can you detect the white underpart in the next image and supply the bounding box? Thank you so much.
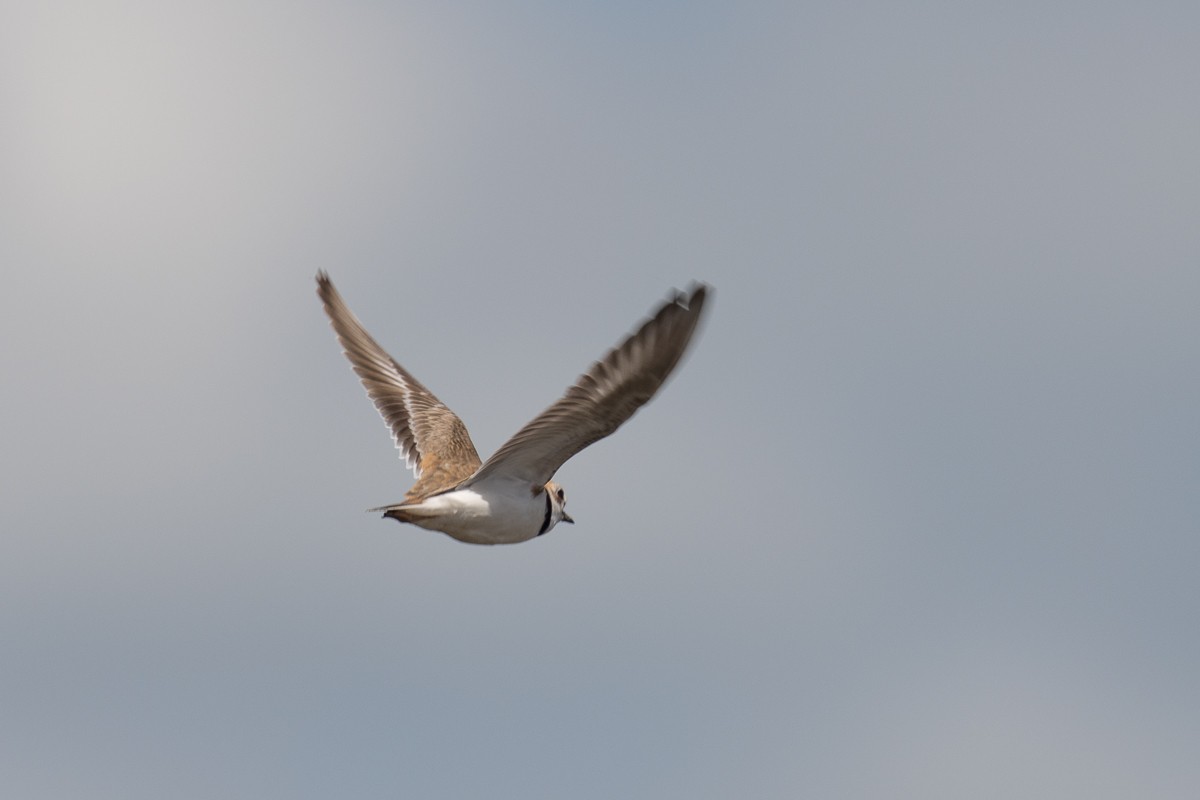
[397,479,554,545]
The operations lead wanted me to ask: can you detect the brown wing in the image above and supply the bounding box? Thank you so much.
[465,283,709,488]
[316,272,482,500]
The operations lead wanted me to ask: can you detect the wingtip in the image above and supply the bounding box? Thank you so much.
[675,280,707,298]
[679,281,710,313]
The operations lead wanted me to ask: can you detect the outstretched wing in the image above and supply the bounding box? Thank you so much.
[465,283,709,489]
[316,272,482,499]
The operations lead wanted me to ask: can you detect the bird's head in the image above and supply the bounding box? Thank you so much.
[543,481,573,532]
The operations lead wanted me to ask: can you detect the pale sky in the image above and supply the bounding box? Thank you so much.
[2,2,1198,798]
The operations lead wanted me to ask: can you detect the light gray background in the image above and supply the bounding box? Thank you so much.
[3,2,1197,798]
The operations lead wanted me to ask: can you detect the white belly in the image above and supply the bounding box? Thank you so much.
[402,484,547,545]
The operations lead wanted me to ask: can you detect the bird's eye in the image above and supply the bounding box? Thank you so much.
[556,488,565,502]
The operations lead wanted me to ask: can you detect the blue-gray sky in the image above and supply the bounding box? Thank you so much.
[3,2,1198,797]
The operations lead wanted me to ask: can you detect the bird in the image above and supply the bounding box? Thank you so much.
[316,272,710,545]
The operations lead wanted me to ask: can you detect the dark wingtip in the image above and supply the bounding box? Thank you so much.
[316,271,334,300]
[672,282,710,313]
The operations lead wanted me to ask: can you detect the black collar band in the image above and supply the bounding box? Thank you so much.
[536,491,553,536]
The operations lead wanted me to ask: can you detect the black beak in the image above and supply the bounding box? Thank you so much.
[561,512,574,524]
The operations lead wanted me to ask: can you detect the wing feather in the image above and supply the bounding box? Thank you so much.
[466,284,709,488]
[316,272,482,499]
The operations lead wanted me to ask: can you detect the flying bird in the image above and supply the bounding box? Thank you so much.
[317,272,710,544]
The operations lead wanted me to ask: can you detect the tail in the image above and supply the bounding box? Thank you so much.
[367,502,438,523]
